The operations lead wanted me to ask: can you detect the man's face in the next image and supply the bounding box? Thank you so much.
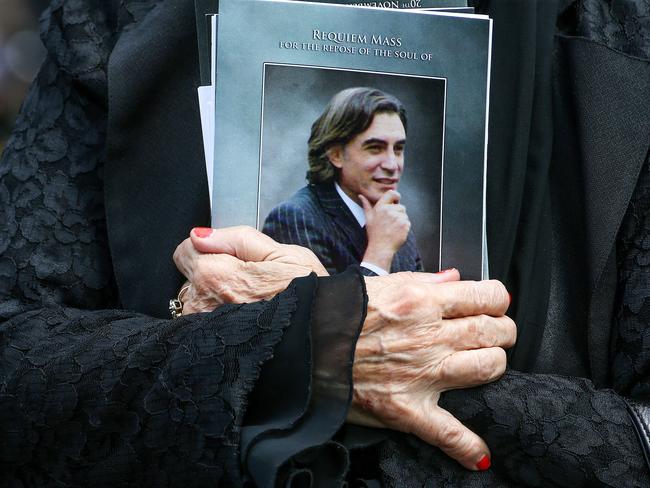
[328,112,406,205]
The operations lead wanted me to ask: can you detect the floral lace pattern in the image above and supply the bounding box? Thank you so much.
[0,0,129,314]
[0,297,297,485]
[576,0,650,59]
[614,154,650,398]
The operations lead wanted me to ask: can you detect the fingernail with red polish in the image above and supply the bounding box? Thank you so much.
[508,292,512,306]
[193,227,213,238]
[435,268,456,274]
[476,455,491,471]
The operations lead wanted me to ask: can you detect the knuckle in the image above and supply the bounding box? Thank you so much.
[493,348,507,376]
[464,281,486,310]
[285,243,304,256]
[387,283,422,317]
[399,271,416,281]
[436,358,454,384]
[234,225,258,242]
[476,357,496,383]
[221,287,238,303]
[477,315,500,347]
[192,265,210,285]
[487,279,509,308]
[471,315,487,342]
[436,421,465,450]
[235,224,256,234]
[172,247,182,267]
[507,317,518,345]
[475,349,506,382]
[453,434,483,461]
[297,245,317,261]
[240,224,260,242]
[403,282,426,304]
[172,240,188,266]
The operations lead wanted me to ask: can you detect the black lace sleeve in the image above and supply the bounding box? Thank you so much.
[0,294,301,486]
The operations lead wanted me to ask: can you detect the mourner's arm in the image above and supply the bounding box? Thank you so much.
[193,231,650,486]
[188,226,515,475]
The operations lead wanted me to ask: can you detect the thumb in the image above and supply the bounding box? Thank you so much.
[359,194,373,214]
[190,225,280,261]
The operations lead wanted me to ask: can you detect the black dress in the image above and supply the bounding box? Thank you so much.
[1,0,649,486]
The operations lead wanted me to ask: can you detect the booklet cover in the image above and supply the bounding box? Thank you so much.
[212,0,491,279]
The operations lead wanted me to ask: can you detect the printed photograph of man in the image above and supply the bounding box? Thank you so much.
[263,87,423,276]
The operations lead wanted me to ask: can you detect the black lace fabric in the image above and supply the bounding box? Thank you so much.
[0,298,298,486]
[614,154,650,398]
[575,0,650,59]
[0,0,122,314]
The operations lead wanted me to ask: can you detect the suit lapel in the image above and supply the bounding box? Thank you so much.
[105,0,210,317]
[313,183,367,260]
[556,36,650,382]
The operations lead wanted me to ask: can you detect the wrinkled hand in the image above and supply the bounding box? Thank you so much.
[173,226,327,314]
[360,190,410,272]
[349,270,515,471]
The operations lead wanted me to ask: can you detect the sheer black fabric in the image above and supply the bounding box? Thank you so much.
[243,270,366,487]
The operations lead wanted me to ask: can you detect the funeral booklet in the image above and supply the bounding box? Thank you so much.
[211,0,491,280]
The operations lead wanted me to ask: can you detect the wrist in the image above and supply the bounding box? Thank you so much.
[363,247,395,272]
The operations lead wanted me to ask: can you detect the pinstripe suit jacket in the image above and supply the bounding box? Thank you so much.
[262,182,422,276]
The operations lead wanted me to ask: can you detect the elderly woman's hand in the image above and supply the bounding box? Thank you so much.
[350,271,515,471]
[173,226,327,314]
[174,226,515,472]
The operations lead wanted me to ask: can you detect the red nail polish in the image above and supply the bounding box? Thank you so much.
[476,455,491,471]
[193,227,213,238]
[508,292,512,306]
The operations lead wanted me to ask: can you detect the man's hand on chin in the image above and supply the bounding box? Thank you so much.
[360,189,411,272]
